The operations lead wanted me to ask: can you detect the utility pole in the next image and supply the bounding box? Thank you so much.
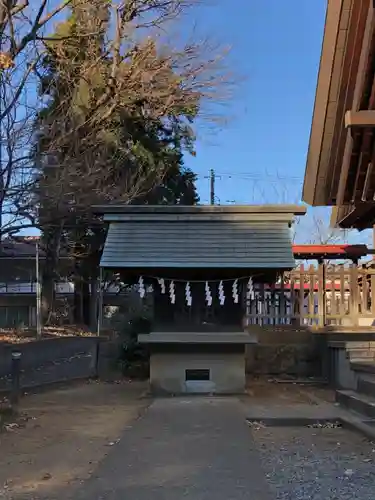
[36,241,42,338]
[204,169,220,204]
[209,168,215,205]
[0,18,3,241]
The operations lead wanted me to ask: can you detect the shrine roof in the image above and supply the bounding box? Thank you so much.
[93,204,306,217]
[95,204,305,272]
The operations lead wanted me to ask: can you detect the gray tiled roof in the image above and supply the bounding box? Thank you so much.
[99,205,305,270]
[100,219,297,269]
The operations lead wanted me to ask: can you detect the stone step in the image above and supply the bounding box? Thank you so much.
[347,350,375,361]
[336,389,375,418]
[346,342,375,349]
[351,361,375,375]
[357,374,375,398]
[346,346,375,352]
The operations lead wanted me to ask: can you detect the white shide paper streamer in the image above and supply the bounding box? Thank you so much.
[205,281,212,306]
[246,277,255,300]
[157,278,166,294]
[138,276,145,299]
[185,282,192,306]
[218,280,225,305]
[232,279,239,303]
[169,280,176,304]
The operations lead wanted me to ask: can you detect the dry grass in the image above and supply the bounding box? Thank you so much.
[0,325,113,345]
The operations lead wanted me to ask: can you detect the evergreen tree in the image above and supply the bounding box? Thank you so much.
[34,0,199,325]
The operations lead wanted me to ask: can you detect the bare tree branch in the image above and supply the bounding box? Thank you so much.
[0,0,234,242]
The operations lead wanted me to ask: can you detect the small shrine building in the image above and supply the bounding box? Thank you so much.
[95,204,306,394]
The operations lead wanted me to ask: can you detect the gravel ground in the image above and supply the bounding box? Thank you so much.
[252,425,375,500]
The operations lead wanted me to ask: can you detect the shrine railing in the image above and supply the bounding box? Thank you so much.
[247,264,375,327]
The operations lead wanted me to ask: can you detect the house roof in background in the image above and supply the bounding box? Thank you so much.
[0,237,70,259]
[0,237,41,258]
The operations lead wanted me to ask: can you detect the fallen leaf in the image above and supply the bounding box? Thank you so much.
[4,423,19,432]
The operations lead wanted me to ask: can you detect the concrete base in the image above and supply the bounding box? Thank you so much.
[149,352,246,395]
[334,348,358,390]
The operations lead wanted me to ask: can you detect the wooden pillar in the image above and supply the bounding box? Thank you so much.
[279,272,286,325]
[318,259,326,327]
[350,260,359,327]
[97,267,104,336]
[299,264,305,326]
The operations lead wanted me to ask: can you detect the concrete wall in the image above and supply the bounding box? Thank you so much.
[245,327,318,377]
[0,336,107,392]
[328,346,358,390]
[150,352,246,394]
[244,328,375,379]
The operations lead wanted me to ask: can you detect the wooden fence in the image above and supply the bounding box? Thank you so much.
[247,264,375,327]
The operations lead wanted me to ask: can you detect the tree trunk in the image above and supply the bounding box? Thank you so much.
[73,272,91,327]
[82,279,90,326]
[89,274,98,332]
[41,226,62,324]
[73,276,84,324]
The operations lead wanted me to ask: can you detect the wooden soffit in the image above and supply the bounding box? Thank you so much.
[303,0,374,209]
[331,202,375,229]
[303,0,353,206]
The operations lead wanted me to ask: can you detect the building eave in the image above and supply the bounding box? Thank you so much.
[92,204,307,216]
[303,0,351,206]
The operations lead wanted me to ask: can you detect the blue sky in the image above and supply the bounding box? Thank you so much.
[180,0,363,243]
[185,0,328,207]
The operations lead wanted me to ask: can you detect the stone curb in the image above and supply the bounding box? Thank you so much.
[300,386,375,441]
[0,375,92,397]
[339,415,375,442]
[246,417,341,427]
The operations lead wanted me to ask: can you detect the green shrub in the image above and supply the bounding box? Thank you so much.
[118,315,151,378]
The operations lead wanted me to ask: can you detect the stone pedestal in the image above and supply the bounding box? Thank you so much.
[138,332,257,395]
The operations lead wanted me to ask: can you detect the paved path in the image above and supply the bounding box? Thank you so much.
[71,397,273,500]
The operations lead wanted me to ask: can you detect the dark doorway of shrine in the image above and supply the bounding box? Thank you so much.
[153,281,244,333]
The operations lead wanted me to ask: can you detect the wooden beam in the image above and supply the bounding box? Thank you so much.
[336,0,375,204]
[361,161,373,200]
[329,0,368,198]
[345,110,375,128]
[302,0,347,205]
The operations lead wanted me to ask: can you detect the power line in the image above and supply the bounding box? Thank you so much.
[199,169,304,205]
[198,172,302,182]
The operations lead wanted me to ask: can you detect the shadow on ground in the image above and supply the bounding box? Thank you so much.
[0,380,149,499]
